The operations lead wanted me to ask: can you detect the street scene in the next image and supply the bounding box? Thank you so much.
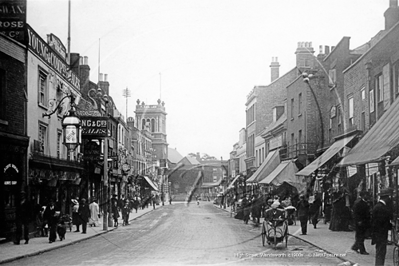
[2,0,399,266]
[1,201,344,266]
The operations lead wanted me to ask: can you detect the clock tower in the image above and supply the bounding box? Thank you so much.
[134,99,168,167]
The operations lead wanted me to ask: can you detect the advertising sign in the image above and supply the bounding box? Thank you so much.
[0,0,26,42]
[81,116,108,137]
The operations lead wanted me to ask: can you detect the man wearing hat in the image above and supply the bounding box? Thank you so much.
[296,194,310,235]
[264,201,285,227]
[371,188,393,266]
[351,191,371,255]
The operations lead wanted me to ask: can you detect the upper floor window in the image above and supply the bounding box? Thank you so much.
[290,98,294,119]
[246,104,255,125]
[348,95,354,126]
[298,93,302,115]
[375,74,383,103]
[38,69,48,107]
[329,69,336,86]
[370,89,375,113]
[39,122,48,153]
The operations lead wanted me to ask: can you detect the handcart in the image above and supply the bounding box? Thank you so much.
[261,218,288,249]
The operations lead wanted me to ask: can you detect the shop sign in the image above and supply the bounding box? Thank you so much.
[81,117,108,137]
[26,25,80,89]
[0,0,26,42]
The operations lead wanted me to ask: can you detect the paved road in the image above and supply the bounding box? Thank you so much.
[3,202,344,266]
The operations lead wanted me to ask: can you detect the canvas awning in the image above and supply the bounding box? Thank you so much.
[227,175,240,190]
[246,149,280,183]
[296,135,356,176]
[390,157,399,166]
[338,98,399,166]
[143,175,158,191]
[259,160,305,192]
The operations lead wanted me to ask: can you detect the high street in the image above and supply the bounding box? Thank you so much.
[1,201,343,266]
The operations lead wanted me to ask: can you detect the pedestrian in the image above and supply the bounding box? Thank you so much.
[89,198,100,227]
[169,195,172,205]
[133,196,139,213]
[43,199,59,243]
[112,199,120,227]
[351,191,371,255]
[122,200,130,226]
[296,194,310,235]
[14,191,32,245]
[371,188,393,266]
[152,194,156,210]
[264,201,286,227]
[251,194,262,225]
[72,198,80,232]
[36,205,47,237]
[310,193,322,229]
[78,198,90,234]
[242,194,251,224]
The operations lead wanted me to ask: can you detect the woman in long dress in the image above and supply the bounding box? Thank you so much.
[89,198,100,227]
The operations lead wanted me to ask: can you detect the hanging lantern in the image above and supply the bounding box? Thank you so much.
[62,108,81,152]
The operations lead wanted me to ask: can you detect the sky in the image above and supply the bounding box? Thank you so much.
[26,0,388,159]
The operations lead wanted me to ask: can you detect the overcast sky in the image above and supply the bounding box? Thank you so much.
[27,0,387,159]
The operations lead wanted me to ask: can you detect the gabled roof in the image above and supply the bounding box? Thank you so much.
[178,156,201,166]
[168,148,184,164]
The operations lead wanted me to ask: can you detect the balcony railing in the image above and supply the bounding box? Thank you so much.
[280,142,317,160]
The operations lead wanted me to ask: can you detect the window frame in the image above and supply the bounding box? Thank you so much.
[38,67,49,108]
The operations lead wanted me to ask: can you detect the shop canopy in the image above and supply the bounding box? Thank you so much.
[259,160,305,192]
[246,149,280,183]
[338,98,399,167]
[296,135,356,176]
[390,156,399,167]
[143,175,159,191]
[227,175,240,190]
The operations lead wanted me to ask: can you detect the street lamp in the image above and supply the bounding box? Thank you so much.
[43,92,82,152]
[62,107,81,152]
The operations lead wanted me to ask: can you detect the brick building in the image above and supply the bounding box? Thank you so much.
[0,33,29,240]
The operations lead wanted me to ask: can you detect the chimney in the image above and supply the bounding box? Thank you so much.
[77,55,90,92]
[325,46,330,55]
[384,0,399,30]
[98,73,110,95]
[295,41,315,70]
[270,57,280,82]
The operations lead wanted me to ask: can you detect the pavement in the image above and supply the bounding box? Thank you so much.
[0,203,165,265]
[1,202,396,266]
[217,204,396,266]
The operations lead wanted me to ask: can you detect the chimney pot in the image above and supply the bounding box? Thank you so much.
[104,74,108,82]
[83,56,88,65]
[99,73,103,82]
[325,46,330,55]
[79,56,83,65]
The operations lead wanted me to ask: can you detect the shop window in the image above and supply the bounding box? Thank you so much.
[348,95,354,127]
[38,122,48,154]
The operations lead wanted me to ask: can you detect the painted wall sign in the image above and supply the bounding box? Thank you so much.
[47,33,66,61]
[81,116,108,137]
[26,25,80,90]
[0,0,26,42]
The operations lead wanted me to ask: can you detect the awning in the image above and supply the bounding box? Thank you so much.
[296,135,356,176]
[338,98,399,166]
[259,160,305,193]
[143,175,158,191]
[227,175,240,190]
[246,149,280,183]
[390,157,399,166]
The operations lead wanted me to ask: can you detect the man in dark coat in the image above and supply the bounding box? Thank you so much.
[371,188,393,266]
[242,194,251,224]
[78,198,90,234]
[251,194,263,224]
[296,195,310,235]
[14,191,32,245]
[310,193,322,229]
[351,191,371,255]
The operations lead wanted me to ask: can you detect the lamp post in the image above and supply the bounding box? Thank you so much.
[302,72,324,151]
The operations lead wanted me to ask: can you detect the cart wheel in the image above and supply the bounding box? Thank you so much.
[273,229,277,249]
[261,223,266,246]
[285,234,288,248]
[394,246,399,266]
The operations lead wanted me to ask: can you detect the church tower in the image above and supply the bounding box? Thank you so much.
[134,99,168,165]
